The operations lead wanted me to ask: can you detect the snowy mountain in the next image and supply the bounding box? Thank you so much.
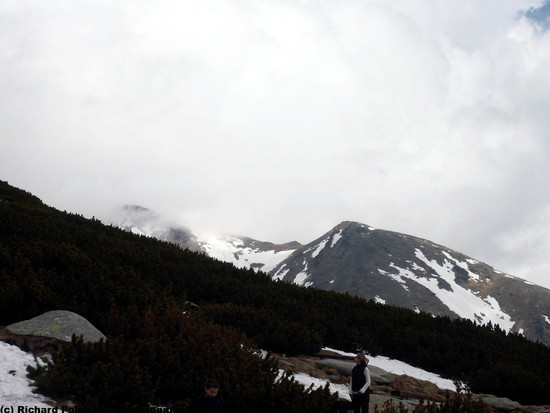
[112,205,301,272]
[113,205,203,251]
[199,234,301,273]
[269,221,550,346]
[112,209,550,347]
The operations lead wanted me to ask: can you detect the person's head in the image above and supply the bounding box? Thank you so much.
[204,378,220,398]
[355,353,368,366]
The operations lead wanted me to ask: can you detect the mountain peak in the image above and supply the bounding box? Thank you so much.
[335,220,375,231]
[269,221,550,346]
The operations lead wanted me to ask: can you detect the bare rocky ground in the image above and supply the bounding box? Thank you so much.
[276,349,550,413]
[0,326,64,356]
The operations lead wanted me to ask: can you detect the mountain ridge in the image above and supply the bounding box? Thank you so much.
[113,207,550,347]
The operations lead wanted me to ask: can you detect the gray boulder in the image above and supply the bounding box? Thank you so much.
[473,395,522,411]
[314,358,396,385]
[369,365,397,385]
[7,310,106,343]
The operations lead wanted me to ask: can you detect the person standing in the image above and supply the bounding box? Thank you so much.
[190,378,223,413]
[349,353,371,413]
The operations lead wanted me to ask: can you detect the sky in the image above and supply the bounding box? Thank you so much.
[2,0,550,289]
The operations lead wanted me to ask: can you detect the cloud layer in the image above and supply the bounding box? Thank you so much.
[2,0,550,288]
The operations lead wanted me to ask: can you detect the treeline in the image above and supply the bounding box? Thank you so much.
[1,180,550,408]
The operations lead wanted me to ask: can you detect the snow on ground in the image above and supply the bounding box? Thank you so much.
[291,347,457,398]
[381,248,515,333]
[414,249,514,331]
[331,230,343,247]
[0,341,52,407]
[290,349,457,402]
[374,296,386,304]
[311,238,329,258]
[292,372,351,400]
[272,263,289,281]
[199,234,296,273]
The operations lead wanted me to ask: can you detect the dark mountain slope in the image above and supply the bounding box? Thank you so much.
[2,180,550,406]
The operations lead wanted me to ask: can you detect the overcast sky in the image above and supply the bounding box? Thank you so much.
[2,0,550,288]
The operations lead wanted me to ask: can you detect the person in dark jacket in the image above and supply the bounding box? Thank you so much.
[349,353,371,413]
[190,378,223,413]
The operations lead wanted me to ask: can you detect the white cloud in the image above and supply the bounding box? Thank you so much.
[1,0,550,288]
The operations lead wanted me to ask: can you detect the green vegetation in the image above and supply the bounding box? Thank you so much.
[1,180,550,409]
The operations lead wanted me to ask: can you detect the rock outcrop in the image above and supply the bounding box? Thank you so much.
[6,310,106,343]
[276,350,544,412]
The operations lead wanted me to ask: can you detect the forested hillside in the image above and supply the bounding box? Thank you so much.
[1,180,550,409]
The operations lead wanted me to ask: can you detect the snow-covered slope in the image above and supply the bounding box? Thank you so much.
[199,234,300,273]
[378,248,514,330]
[0,342,52,407]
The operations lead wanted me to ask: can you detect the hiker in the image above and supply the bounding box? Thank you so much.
[189,378,223,413]
[349,353,371,413]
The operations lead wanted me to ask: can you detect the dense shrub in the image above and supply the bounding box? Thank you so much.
[28,307,337,412]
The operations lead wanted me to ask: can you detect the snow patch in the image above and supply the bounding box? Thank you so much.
[311,238,329,258]
[374,296,386,304]
[199,234,295,273]
[544,315,550,325]
[331,230,343,247]
[379,267,410,292]
[292,372,350,400]
[322,348,456,391]
[0,342,53,407]
[273,264,289,281]
[441,251,479,281]
[294,263,310,286]
[405,249,515,332]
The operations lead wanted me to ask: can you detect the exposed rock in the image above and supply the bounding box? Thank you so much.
[314,358,396,385]
[391,374,449,402]
[473,395,522,411]
[313,358,354,376]
[274,353,544,412]
[310,369,329,380]
[0,326,63,356]
[6,310,106,343]
[369,394,418,412]
[294,359,317,372]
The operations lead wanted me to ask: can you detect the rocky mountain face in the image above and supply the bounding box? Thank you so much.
[269,221,550,346]
[112,209,550,347]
